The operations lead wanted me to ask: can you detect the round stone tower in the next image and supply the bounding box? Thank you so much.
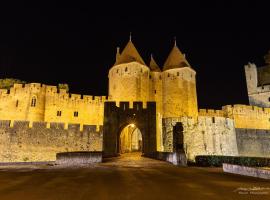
[162,42,198,118]
[108,39,150,103]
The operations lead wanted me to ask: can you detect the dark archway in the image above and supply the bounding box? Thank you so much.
[103,102,156,157]
[173,122,184,152]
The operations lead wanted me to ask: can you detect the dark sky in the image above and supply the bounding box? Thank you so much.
[0,1,269,109]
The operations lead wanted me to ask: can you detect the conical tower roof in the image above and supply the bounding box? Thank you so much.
[114,40,145,66]
[163,43,190,71]
[149,54,161,72]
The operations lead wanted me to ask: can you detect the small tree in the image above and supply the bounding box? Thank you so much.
[0,78,26,89]
[58,83,69,92]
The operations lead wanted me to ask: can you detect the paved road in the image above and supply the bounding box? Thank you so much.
[0,153,269,200]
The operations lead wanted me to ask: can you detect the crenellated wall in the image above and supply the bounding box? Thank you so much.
[199,104,270,130]
[0,83,46,122]
[222,104,270,129]
[198,109,225,117]
[162,116,239,161]
[0,83,108,126]
[0,120,102,162]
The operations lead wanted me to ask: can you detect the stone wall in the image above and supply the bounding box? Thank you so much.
[199,104,270,130]
[0,83,107,126]
[162,116,239,161]
[222,105,270,129]
[56,152,102,165]
[235,128,270,157]
[244,62,270,108]
[0,120,102,162]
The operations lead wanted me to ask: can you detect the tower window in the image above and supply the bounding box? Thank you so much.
[74,111,79,117]
[154,90,156,94]
[141,69,143,73]
[168,73,170,77]
[31,97,36,107]
[212,117,215,123]
[149,75,152,79]
[268,97,270,102]
[57,111,62,116]
[125,67,128,72]
[117,69,119,73]
[177,72,179,76]
[15,100,19,107]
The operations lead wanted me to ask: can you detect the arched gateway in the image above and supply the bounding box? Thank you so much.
[103,101,157,157]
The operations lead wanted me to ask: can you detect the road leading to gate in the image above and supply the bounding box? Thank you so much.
[0,152,269,200]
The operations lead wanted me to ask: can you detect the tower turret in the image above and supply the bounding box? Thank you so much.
[162,42,198,118]
[108,38,150,103]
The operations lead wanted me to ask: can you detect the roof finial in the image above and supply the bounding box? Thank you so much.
[150,53,153,59]
[129,32,132,42]
[174,36,177,47]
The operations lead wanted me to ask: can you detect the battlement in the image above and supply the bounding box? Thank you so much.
[163,116,234,128]
[0,82,109,103]
[222,104,270,114]
[0,120,102,132]
[106,101,156,110]
[198,109,224,117]
[47,92,109,104]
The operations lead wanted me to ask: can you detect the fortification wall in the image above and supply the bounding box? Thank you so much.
[0,83,46,122]
[244,63,270,107]
[198,109,225,117]
[0,83,107,126]
[248,90,270,108]
[44,88,107,125]
[199,104,270,130]
[0,120,102,162]
[235,128,270,157]
[222,104,270,129]
[162,116,238,161]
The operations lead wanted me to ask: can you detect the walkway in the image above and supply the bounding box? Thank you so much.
[0,152,269,200]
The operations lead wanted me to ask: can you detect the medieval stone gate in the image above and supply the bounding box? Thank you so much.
[103,102,157,157]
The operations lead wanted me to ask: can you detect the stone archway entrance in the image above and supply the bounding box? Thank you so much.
[173,122,184,152]
[103,102,156,157]
[119,124,142,154]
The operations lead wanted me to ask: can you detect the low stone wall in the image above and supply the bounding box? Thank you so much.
[0,120,103,162]
[56,152,102,165]
[146,151,187,166]
[223,163,270,179]
[236,128,270,157]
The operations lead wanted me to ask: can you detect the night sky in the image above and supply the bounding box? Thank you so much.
[0,2,269,109]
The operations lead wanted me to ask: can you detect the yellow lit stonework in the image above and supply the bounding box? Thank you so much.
[0,38,269,162]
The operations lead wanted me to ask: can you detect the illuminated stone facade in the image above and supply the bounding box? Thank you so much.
[245,51,270,107]
[0,39,269,162]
